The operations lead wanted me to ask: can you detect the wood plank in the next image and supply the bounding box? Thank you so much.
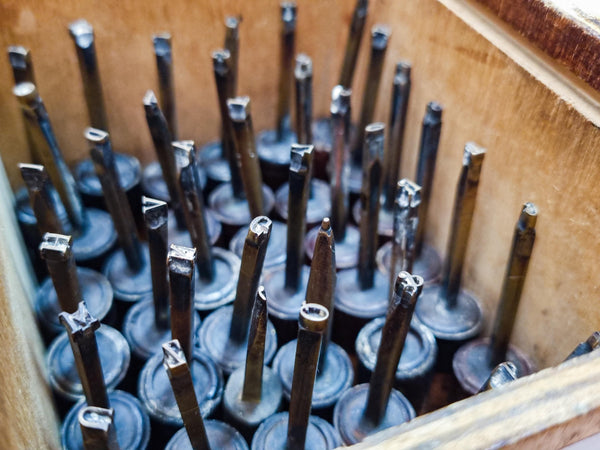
[356,350,600,449]
[474,0,600,92]
[0,159,60,449]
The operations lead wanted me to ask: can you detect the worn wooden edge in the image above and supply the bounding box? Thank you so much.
[474,0,600,92]
[0,159,60,449]
[354,350,600,449]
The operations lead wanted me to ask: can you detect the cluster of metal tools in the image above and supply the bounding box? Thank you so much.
[7,1,600,449]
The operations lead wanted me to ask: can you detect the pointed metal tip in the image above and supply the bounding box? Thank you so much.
[172,140,196,170]
[463,142,486,169]
[153,33,172,55]
[396,179,422,208]
[395,61,411,78]
[281,2,298,31]
[257,285,267,303]
[290,144,314,173]
[143,89,158,107]
[426,101,443,122]
[248,216,273,244]
[39,232,72,261]
[295,54,312,79]
[299,302,329,333]
[212,49,231,75]
[68,19,94,48]
[520,202,538,229]
[371,24,391,49]
[167,244,196,276]
[162,339,186,368]
[84,127,110,144]
[142,196,168,228]
[78,406,114,433]
[59,301,100,334]
[13,81,38,104]
[225,15,242,33]
[394,271,424,305]
[8,45,30,67]
[19,163,47,189]
[330,85,351,115]
[227,96,251,122]
[320,217,331,232]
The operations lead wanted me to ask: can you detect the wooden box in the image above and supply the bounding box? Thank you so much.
[0,0,599,447]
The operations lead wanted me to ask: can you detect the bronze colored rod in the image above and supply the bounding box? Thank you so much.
[224,16,241,96]
[383,62,411,211]
[40,233,81,314]
[294,54,313,145]
[352,25,391,166]
[14,83,86,230]
[329,85,352,242]
[287,303,329,450]
[357,123,385,290]
[305,218,336,374]
[163,340,210,450]
[142,196,170,330]
[59,302,109,408]
[173,141,215,282]
[69,19,109,131]
[19,163,65,235]
[414,102,442,255]
[87,128,143,272]
[489,203,537,366]
[389,179,421,300]
[8,45,35,85]
[285,144,314,292]
[79,406,120,450]
[153,33,178,139]
[228,96,265,217]
[440,143,485,308]
[241,286,269,403]
[213,49,244,198]
[229,217,272,344]
[338,0,369,89]
[363,272,423,426]
[168,244,197,363]
[276,2,297,141]
[143,90,186,228]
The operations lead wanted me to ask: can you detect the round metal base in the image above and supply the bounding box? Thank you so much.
[74,153,142,201]
[414,285,483,342]
[251,412,341,450]
[196,305,278,374]
[352,200,394,238]
[274,179,331,228]
[102,244,152,303]
[356,317,437,383]
[141,160,207,203]
[453,337,535,395]
[273,340,354,410]
[376,241,442,286]
[35,267,113,336]
[256,129,298,188]
[197,139,223,165]
[73,208,118,265]
[166,421,249,450]
[192,247,240,312]
[229,220,287,270]
[223,366,283,429]
[62,390,150,450]
[167,209,221,247]
[47,324,130,402]
[261,265,311,321]
[335,269,389,319]
[122,297,202,361]
[138,348,223,427]
[209,182,275,227]
[333,383,415,446]
[305,224,359,270]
